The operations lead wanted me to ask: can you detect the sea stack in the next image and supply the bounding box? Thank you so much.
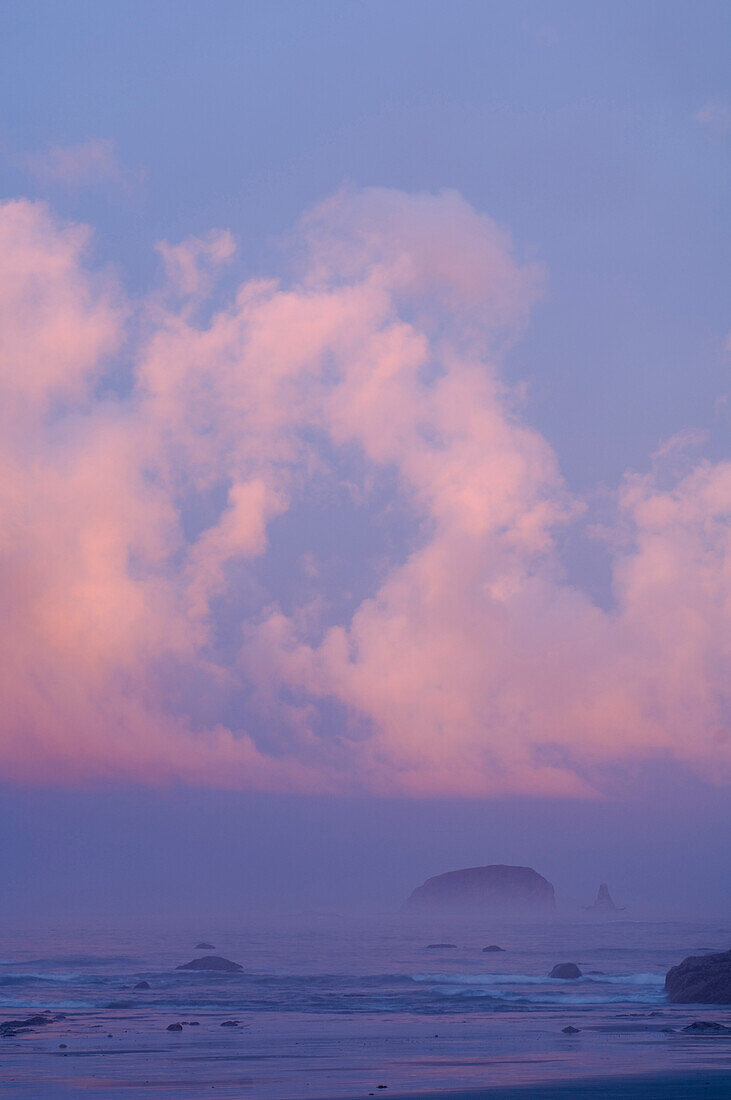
[404,865,555,915]
[176,956,242,972]
[583,883,624,913]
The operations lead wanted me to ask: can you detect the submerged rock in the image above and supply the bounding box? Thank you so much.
[176,955,242,972]
[562,1025,580,1033]
[482,945,505,952]
[682,1020,731,1032]
[665,949,731,1004]
[426,943,457,950]
[405,865,555,914]
[550,963,582,979]
[195,942,215,950]
[133,981,150,990]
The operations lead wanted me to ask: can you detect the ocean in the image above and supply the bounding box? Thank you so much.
[0,917,729,1097]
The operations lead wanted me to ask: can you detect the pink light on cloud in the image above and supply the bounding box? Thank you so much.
[694,101,731,133]
[15,139,142,192]
[0,189,728,796]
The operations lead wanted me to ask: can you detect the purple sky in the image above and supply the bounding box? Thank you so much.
[0,2,728,922]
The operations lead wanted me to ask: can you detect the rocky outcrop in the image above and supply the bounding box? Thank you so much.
[0,1012,62,1037]
[665,949,731,1004]
[550,963,582,979]
[404,865,555,914]
[583,883,624,913]
[482,945,505,952]
[176,955,242,972]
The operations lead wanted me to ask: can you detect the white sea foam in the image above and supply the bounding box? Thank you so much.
[411,971,665,987]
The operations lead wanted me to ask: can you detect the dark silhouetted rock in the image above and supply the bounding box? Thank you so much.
[134,981,150,990]
[682,1020,731,1032]
[550,963,582,979]
[562,1025,580,1033]
[665,949,731,1004]
[482,945,505,952]
[1,1013,56,1036]
[166,1023,183,1031]
[176,955,242,972]
[220,1019,239,1027]
[195,942,215,950]
[583,883,625,913]
[405,865,555,914]
[426,943,457,950]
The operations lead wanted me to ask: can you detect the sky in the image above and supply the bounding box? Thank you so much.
[0,1,729,922]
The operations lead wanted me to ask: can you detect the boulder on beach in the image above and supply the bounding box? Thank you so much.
[550,963,582,979]
[482,945,505,953]
[195,942,215,950]
[665,949,731,1004]
[166,1023,183,1031]
[176,955,243,972]
[583,883,624,914]
[404,865,555,915]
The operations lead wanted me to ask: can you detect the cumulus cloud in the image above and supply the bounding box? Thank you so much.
[15,139,142,192]
[0,189,728,795]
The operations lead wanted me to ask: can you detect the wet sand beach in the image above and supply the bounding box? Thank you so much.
[375,1073,731,1099]
[0,921,728,1098]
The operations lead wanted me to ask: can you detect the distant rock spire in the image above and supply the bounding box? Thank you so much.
[583,882,625,913]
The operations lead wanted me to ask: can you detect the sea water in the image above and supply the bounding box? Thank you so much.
[0,917,729,1097]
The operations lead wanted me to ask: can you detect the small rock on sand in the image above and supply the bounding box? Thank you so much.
[682,1021,731,1033]
[166,1023,183,1032]
[134,981,150,990]
[562,1025,580,1033]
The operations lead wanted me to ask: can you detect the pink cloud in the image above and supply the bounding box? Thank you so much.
[694,101,731,134]
[0,191,727,796]
[15,139,142,192]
